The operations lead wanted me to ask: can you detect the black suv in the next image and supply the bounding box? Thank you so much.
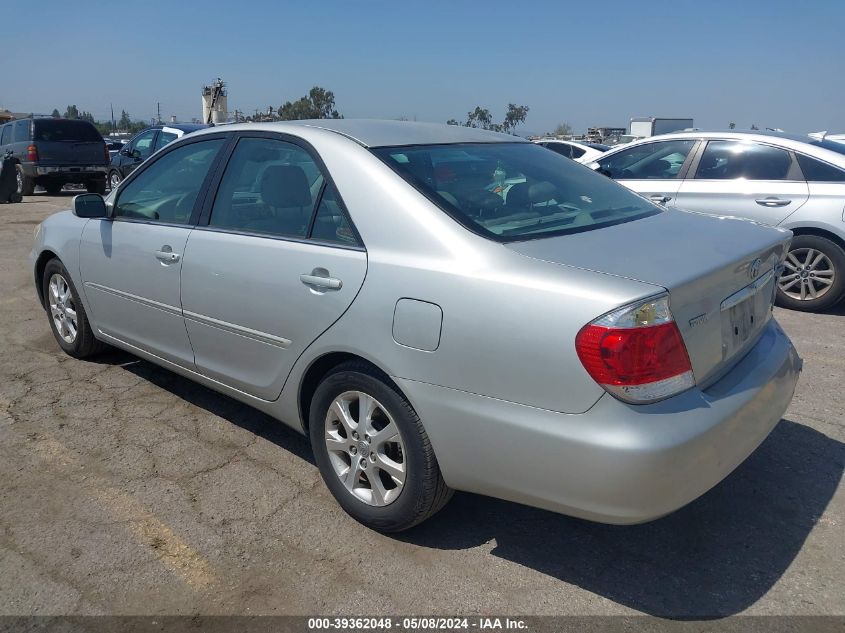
[108,123,208,190]
[0,118,108,195]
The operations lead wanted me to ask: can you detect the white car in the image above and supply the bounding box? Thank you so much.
[533,139,610,164]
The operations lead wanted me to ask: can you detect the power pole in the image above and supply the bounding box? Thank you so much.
[156,102,161,125]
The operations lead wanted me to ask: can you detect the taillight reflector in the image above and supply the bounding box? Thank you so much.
[26,145,38,162]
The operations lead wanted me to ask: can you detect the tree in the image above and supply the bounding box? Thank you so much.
[553,122,573,137]
[118,110,132,130]
[750,123,759,131]
[51,109,61,118]
[278,86,342,120]
[64,105,80,119]
[447,104,530,134]
[728,122,736,130]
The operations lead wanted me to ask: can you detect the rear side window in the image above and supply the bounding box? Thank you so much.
[0,125,11,145]
[569,145,586,159]
[33,119,100,142]
[796,154,845,182]
[598,140,696,180]
[310,185,358,245]
[547,143,572,159]
[208,137,324,239]
[14,120,31,142]
[696,141,792,180]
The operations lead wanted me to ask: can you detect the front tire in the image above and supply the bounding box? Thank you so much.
[309,362,452,532]
[42,259,104,358]
[776,235,845,312]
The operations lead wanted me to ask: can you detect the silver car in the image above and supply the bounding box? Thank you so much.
[30,120,801,532]
[587,131,845,311]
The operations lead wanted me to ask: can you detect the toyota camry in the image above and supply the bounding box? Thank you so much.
[30,120,802,532]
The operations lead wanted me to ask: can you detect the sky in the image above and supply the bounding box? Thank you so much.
[4,0,844,135]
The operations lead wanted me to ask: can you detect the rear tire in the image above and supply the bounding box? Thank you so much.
[42,258,105,358]
[16,165,35,196]
[309,361,452,532]
[86,179,106,195]
[776,235,845,312]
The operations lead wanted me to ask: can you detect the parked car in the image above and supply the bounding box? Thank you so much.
[31,120,801,532]
[534,139,610,163]
[0,117,108,195]
[107,123,208,190]
[603,134,644,147]
[104,139,126,159]
[588,131,845,311]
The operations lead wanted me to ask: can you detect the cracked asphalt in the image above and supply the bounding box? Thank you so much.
[1,193,843,618]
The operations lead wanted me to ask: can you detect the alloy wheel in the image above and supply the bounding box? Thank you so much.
[16,169,23,195]
[48,273,78,344]
[109,172,121,190]
[779,248,835,301]
[324,390,407,507]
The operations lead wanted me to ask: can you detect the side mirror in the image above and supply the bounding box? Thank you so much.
[73,194,110,219]
[131,149,142,160]
[119,147,130,156]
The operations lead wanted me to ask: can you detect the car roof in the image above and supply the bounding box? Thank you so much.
[157,123,209,132]
[193,119,527,148]
[605,130,845,165]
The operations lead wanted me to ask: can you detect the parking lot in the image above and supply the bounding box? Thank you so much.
[1,193,843,617]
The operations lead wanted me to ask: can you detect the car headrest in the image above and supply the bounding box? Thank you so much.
[261,165,311,208]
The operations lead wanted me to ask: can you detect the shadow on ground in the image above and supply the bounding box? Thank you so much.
[98,350,842,619]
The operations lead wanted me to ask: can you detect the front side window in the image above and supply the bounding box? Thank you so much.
[598,140,696,180]
[115,138,224,224]
[208,137,324,238]
[696,140,792,180]
[154,130,179,151]
[796,154,845,182]
[374,142,659,241]
[131,130,157,160]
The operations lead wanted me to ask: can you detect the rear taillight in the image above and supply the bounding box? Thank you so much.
[104,142,110,162]
[26,145,38,162]
[575,294,694,404]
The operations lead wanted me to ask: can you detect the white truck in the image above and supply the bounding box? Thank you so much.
[630,117,694,137]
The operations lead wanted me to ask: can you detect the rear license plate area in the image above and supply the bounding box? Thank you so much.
[720,269,775,360]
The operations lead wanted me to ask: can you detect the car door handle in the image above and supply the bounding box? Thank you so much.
[155,249,181,263]
[300,272,342,290]
[755,197,791,207]
[649,195,671,204]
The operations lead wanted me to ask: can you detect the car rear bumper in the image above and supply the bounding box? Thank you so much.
[396,318,801,524]
[23,164,107,178]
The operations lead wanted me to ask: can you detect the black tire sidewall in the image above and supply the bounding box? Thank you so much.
[776,235,845,312]
[42,259,87,355]
[309,369,430,531]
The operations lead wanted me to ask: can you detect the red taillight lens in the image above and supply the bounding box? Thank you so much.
[575,295,694,404]
[26,145,38,162]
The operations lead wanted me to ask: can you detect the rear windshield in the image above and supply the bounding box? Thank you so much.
[373,142,659,241]
[33,119,102,142]
[807,139,845,157]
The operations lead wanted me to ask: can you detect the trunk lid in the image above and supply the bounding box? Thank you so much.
[507,209,791,386]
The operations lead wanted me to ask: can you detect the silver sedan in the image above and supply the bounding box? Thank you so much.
[31,120,801,531]
[586,131,845,311]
